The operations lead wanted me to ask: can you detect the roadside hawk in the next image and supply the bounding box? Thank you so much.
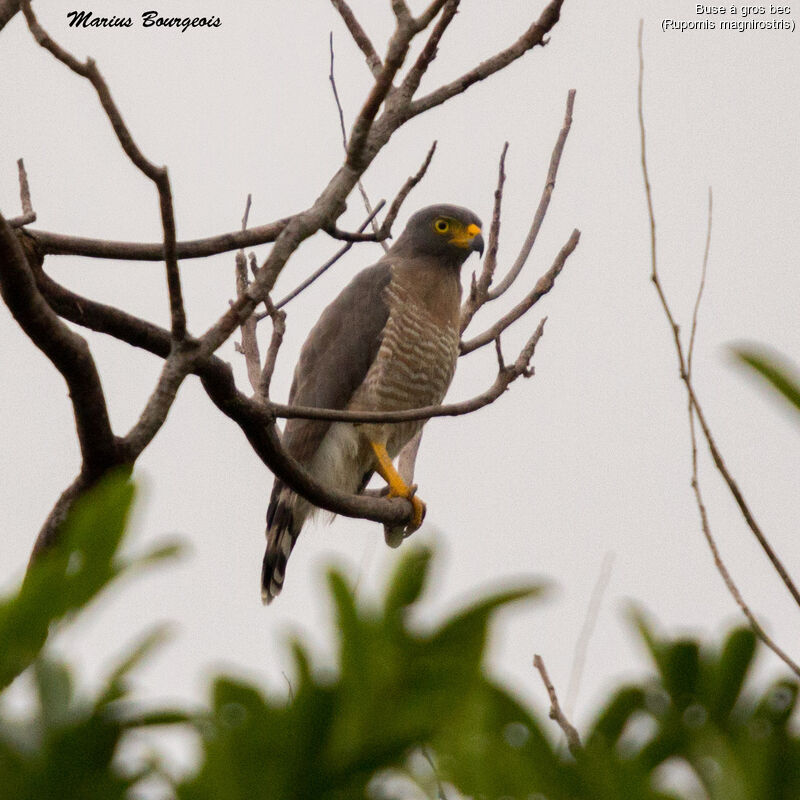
[262,204,484,603]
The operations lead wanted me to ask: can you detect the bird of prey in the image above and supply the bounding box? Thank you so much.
[262,204,484,603]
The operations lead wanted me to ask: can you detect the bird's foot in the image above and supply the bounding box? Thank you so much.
[383,495,426,547]
[370,441,426,536]
[387,483,425,531]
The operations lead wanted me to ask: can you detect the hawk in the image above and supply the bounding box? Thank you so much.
[262,204,484,603]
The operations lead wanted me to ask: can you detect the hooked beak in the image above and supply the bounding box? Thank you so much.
[451,223,484,256]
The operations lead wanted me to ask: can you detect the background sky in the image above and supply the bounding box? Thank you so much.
[1,0,799,777]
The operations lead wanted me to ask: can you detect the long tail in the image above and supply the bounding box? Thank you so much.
[261,483,305,604]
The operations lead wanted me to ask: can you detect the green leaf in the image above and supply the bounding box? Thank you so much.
[99,624,173,706]
[426,585,545,667]
[630,608,666,673]
[383,546,432,619]
[33,658,74,730]
[121,539,186,572]
[432,677,568,798]
[662,640,700,706]
[734,346,800,414]
[0,470,135,690]
[586,686,647,748]
[710,627,756,721]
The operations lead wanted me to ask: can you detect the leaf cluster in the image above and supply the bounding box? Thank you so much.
[1,474,799,799]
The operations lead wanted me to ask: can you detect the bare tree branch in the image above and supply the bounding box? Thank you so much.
[533,654,582,756]
[8,158,36,228]
[461,228,578,355]
[406,0,565,119]
[119,351,199,461]
[638,21,800,669]
[329,0,383,77]
[27,218,291,261]
[413,0,451,32]
[346,14,415,168]
[688,188,712,378]
[32,261,174,359]
[234,195,263,394]
[0,221,119,480]
[380,139,438,236]
[324,139,437,244]
[329,31,384,247]
[487,89,575,301]
[32,264,422,529]
[21,0,187,341]
[565,551,615,719]
[198,363,421,528]
[271,318,546,423]
[272,201,385,311]
[0,0,23,32]
[258,298,286,401]
[390,0,413,25]
[398,0,460,102]
[460,141,508,332]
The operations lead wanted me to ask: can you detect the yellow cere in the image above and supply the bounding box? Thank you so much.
[449,221,482,248]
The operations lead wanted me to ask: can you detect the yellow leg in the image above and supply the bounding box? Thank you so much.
[370,441,426,530]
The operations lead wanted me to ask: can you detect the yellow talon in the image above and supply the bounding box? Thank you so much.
[409,495,426,530]
[370,441,426,531]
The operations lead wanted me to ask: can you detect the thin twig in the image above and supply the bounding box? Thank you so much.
[21,0,187,341]
[460,141,508,332]
[8,158,37,227]
[329,0,383,77]
[638,21,800,672]
[487,89,575,301]
[28,218,291,261]
[323,135,437,244]
[413,0,450,32]
[398,0,460,102]
[0,214,118,479]
[379,139,437,239]
[420,745,449,800]
[329,32,383,246]
[258,298,286,401]
[235,195,262,394]
[271,201,385,311]
[565,551,615,719]
[32,267,419,530]
[687,188,712,378]
[533,654,582,756]
[688,418,800,677]
[460,229,579,355]
[271,319,546,424]
[406,0,565,119]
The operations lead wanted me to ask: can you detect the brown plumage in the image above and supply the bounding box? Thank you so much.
[263,204,483,603]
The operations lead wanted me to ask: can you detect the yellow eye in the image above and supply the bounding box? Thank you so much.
[434,218,450,234]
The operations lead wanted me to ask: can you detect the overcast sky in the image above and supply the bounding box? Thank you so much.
[1,0,799,771]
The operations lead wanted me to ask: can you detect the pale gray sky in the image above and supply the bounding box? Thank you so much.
[1,0,799,759]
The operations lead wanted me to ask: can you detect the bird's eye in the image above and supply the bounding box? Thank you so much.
[434,219,449,233]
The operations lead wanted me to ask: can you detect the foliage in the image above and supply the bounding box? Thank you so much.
[0,472,184,799]
[1,476,799,799]
[735,346,800,417]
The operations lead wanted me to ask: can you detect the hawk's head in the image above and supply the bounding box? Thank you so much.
[393,204,484,267]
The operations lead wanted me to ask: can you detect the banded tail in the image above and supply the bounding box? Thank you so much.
[261,483,304,604]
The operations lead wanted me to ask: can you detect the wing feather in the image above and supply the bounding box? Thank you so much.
[281,260,392,465]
